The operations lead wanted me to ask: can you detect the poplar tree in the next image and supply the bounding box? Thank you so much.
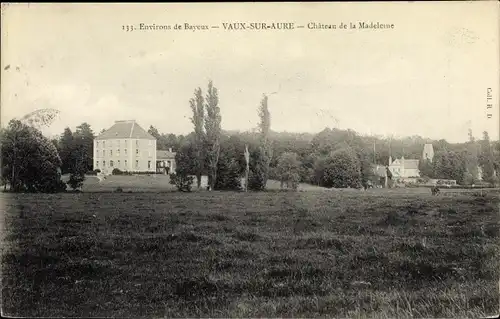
[189,87,205,189]
[204,80,221,191]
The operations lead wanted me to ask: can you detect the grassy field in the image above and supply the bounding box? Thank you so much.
[61,174,328,192]
[1,189,499,318]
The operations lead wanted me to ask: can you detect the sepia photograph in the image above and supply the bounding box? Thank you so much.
[1,2,499,318]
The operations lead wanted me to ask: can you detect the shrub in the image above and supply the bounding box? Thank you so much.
[112,168,124,175]
[115,187,123,193]
[169,173,194,192]
[67,172,85,191]
[321,148,362,188]
[215,155,241,191]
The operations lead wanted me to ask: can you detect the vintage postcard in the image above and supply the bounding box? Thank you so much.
[1,2,499,318]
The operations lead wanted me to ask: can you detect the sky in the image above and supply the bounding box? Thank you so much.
[1,2,499,143]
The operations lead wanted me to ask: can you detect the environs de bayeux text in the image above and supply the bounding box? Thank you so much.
[122,21,395,32]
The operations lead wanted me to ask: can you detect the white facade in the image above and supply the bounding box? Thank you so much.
[94,138,157,174]
[422,144,434,162]
[388,157,420,178]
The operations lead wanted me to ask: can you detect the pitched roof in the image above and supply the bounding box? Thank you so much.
[157,150,176,159]
[96,120,155,140]
[389,158,419,170]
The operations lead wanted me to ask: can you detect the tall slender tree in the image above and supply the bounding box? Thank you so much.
[59,127,74,174]
[478,131,496,184]
[73,122,95,172]
[204,80,222,191]
[463,129,479,185]
[189,87,205,188]
[258,94,273,188]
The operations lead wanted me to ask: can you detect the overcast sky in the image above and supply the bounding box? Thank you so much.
[1,2,499,143]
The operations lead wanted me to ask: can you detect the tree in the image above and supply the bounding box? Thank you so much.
[215,152,241,191]
[1,120,66,192]
[478,131,496,184]
[74,122,94,172]
[170,142,196,192]
[321,148,361,188]
[67,161,86,190]
[59,127,74,174]
[256,94,273,189]
[148,125,161,139]
[354,147,375,189]
[462,131,480,185]
[433,150,465,183]
[276,152,301,190]
[248,148,267,191]
[189,87,205,189]
[418,159,434,178]
[204,80,222,191]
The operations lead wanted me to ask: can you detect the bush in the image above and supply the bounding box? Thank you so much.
[248,165,266,191]
[169,173,194,192]
[67,172,85,191]
[215,156,241,191]
[321,148,362,188]
[126,171,160,175]
[112,168,124,175]
[115,187,123,193]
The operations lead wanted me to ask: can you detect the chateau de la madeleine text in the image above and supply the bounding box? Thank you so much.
[135,21,395,32]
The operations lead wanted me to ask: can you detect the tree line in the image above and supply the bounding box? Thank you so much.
[1,101,499,193]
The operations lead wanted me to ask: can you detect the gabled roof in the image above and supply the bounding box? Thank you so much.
[157,150,176,159]
[389,158,419,169]
[96,120,155,140]
[402,159,419,169]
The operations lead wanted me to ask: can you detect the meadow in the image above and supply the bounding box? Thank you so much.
[1,188,499,318]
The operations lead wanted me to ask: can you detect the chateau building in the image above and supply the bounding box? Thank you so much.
[93,120,160,174]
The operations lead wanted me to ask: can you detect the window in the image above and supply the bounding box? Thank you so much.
[103,150,106,156]
[118,160,120,167]
[136,149,139,155]
[117,149,120,155]
[96,161,99,167]
[103,160,106,167]
[125,149,127,155]
[97,141,99,148]
[124,160,127,168]
[110,160,114,167]
[136,140,139,147]
[148,151,151,157]
[135,160,139,169]
[110,150,113,156]
[148,161,151,169]
[103,141,105,147]
[117,140,120,147]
